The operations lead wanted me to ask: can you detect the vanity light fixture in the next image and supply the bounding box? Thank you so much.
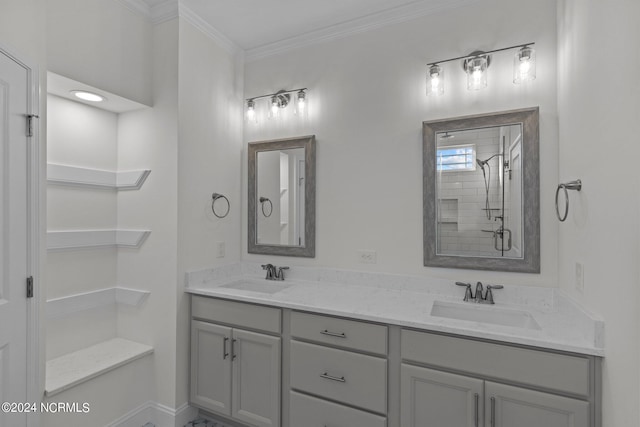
[245,88,308,123]
[463,53,490,91]
[426,65,444,96]
[246,99,257,123]
[513,45,536,83]
[426,42,535,95]
[71,90,105,102]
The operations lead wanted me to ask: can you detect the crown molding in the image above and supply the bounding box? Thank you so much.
[151,0,179,24]
[114,0,178,24]
[179,3,243,57]
[246,0,482,62]
[114,0,151,19]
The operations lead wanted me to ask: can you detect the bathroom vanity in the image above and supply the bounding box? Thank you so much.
[187,267,602,427]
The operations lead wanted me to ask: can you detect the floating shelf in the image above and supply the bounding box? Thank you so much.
[47,229,151,251]
[47,287,151,319]
[47,164,151,190]
[45,338,154,397]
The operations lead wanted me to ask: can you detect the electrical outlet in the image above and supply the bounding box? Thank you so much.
[357,250,377,264]
[575,262,584,292]
[216,241,226,258]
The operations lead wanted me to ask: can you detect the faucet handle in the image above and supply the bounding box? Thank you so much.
[485,284,503,304]
[276,266,290,281]
[455,282,473,302]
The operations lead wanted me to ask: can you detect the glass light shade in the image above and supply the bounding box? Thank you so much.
[268,95,280,120]
[465,56,488,91]
[295,90,308,118]
[245,99,257,124]
[426,65,444,96]
[513,46,536,83]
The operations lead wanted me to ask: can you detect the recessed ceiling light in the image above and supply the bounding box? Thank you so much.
[70,90,106,102]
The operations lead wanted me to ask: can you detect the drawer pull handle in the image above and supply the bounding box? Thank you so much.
[320,372,346,383]
[223,337,229,360]
[474,393,479,427]
[320,330,347,338]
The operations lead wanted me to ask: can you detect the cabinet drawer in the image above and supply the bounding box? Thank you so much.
[290,341,387,414]
[290,391,387,427]
[401,329,591,397]
[192,296,281,334]
[291,311,388,355]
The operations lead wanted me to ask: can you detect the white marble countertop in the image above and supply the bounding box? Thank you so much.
[185,264,604,357]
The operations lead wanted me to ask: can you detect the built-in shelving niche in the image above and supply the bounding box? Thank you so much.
[45,72,155,397]
[47,229,151,251]
[47,164,151,190]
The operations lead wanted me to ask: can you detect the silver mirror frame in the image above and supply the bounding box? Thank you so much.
[423,108,540,273]
[248,135,316,257]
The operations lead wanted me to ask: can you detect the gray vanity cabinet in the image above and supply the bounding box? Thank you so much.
[400,365,483,427]
[485,382,589,427]
[190,296,282,427]
[400,364,589,427]
[401,329,598,427]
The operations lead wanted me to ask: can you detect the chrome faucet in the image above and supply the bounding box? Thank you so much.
[275,266,289,281]
[455,281,503,304]
[261,264,289,281]
[261,264,277,280]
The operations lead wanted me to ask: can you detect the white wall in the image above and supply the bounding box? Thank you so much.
[175,18,244,407]
[47,0,153,105]
[557,0,640,426]
[45,94,120,359]
[243,0,558,287]
[117,18,180,412]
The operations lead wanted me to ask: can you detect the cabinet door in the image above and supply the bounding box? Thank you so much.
[231,329,281,427]
[401,364,483,427]
[485,382,589,427]
[191,321,232,415]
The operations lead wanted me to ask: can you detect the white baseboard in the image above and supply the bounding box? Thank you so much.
[107,401,197,427]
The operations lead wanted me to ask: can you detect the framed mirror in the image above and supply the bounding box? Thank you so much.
[248,135,316,257]
[423,108,539,272]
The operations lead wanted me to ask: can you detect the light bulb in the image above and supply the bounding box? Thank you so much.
[269,96,280,120]
[426,65,444,96]
[245,99,257,124]
[465,56,488,91]
[514,46,536,84]
[71,90,105,102]
[295,90,308,118]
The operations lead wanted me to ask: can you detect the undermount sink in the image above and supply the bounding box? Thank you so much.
[430,300,541,330]
[219,279,292,295]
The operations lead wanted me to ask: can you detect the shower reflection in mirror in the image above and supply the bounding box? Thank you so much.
[436,124,523,258]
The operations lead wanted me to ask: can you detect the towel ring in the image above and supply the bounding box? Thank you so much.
[555,180,582,222]
[211,193,230,218]
[259,197,273,217]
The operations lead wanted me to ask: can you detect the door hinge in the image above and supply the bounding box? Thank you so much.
[26,114,39,138]
[26,276,34,298]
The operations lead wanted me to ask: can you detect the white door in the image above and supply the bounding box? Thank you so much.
[401,364,484,427]
[485,382,589,427]
[508,134,523,257]
[231,329,280,427]
[0,49,30,427]
[190,321,232,415]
